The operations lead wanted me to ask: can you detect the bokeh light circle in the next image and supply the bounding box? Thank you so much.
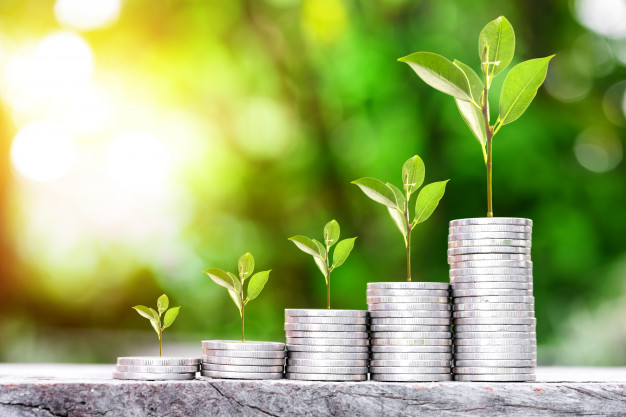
[575,0,626,39]
[574,128,623,173]
[54,0,121,31]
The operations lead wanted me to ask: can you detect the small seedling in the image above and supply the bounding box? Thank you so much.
[204,253,271,342]
[133,294,180,357]
[289,220,357,309]
[398,16,553,217]
[353,155,448,282]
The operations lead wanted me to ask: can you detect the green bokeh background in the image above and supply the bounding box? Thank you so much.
[0,0,624,365]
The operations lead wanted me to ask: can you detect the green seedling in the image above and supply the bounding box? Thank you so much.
[133,294,180,357]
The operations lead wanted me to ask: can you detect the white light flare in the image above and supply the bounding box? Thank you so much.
[55,0,122,31]
[575,0,626,39]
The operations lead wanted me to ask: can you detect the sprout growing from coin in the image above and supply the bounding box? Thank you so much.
[289,220,357,309]
[203,253,271,342]
[353,155,448,282]
[133,294,180,357]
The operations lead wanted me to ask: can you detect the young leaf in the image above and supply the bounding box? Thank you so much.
[401,155,425,196]
[228,289,243,316]
[387,183,406,209]
[323,220,340,248]
[227,272,242,293]
[387,207,408,241]
[453,61,486,154]
[498,56,554,126]
[314,256,329,278]
[454,60,484,103]
[204,268,237,291]
[133,305,154,321]
[238,252,255,280]
[289,235,324,258]
[246,270,271,302]
[414,180,449,225]
[478,16,515,79]
[398,52,473,102]
[312,239,327,260]
[157,294,169,315]
[148,308,160,322]
[332,237,357,268]
[163,306,180,329]
[351,177,398,209]
[149,319,160,336]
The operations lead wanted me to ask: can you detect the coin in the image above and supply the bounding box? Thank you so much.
[452,289,533,297]
[454,345,536,353]
[448,246,531,256]
[453,303,534,311]
[454,359,536,367]
[202,363,284,373]
[201,356,284,366]
[286,344,369,353]
[453,352,536,361]
[287,351,370,360]
[451,274,532,283]
[369,310,451,318]
[285,331,369,339]
[454,331,535,340]
[116,357,201,366]
[115,365,198,373]
[454,374,535,382]
[453,295,534,303]
[370,359,451,367]
[450,268,532,277]
[112,371,196,381]
[449,239,531,248]
[285,309,367,318]
[284,323,367,332]
[448,254,531,263]
[367,282,450,290]
[371,338,452,346]
[370,366,450,374]
[287,358,369,367]
[453,310,535,319]
[370,331,451,339]
[452,281,533,290]
[449,232,531,241]
[371,374,452,382]
[450,218,533,227]
[200,371,283,380]
[370,324,450,332]
[370,352,453,361]
[368,303,451,311]
[366,296,450,304]
[202,349,286,359]
[453,366,534,375]
[285,316,367,325]
[201,341,285,351]
[285,337,369,346]
[371,317,451,326]
[371,345,452,353]
[286,365,368,374]
[454,317,536,326]
[454,340,535,348]
[286,373,367,381]
[449,225,532,234]
[366,289,449,297]
[450,260,533,269]
[453,324,535,333]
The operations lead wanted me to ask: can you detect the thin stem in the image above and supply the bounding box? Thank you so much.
[159,331,162,357]
[482,70,494,218]
[325,247,331,309]
[241,294,245,342]
[404,194,412,282]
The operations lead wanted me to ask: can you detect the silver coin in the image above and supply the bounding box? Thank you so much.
[449,232,531,241]
[451,275,532,283]
[285,309,367,318]
[367,296,450,304]
[285,331,369,339]
[284,323,367,332]
[366,289,449,297]
[454,366,534,375]
[369,310,451,318]
[370,366,450,374]
[454,359,536,367]
[115,365,198,373]
[286,373,367,381]
[202,349,285,359]
[286,344,369,353]
[454,317,536,326]
[454,331,535,340]
[371,345,452,353]
[285,316,367,325]
[453,303,534,311]
[201,340,285,351]
[371,352,453,361]
[448,246,531,256]
[453,295,534,304]
[453,324,535,333]
[450,218,533,227]
[449,225,532,234]
[287,358,369,367]
[454,352,536,361]
[455,373,535,382]
[452,281,533,290]
[371,374,452,382]
[454,338,535,347]
[112,371,195,381]
[450,260,533,269]
[448,254,531,263]
[370,331,451,339]
[367,282,450,290]
[201,356,284,366]
[200,370,283,380]
[116,357,201,366]
[368,303,451,311]
[202,363,284,373]
[286,365,368,374]
[370,359,451,367]
[452,289,533,297]
[453,310,535,319]
[450,268,532,277]
[285,337,369,346]
[370,324,450,332]
[371,338,452,346]
[449,239,531,248]
[371,317,451,326]
[454,345,536,353]
[287,351,370,360]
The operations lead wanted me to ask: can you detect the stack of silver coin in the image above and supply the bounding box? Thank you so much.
[448,217,536,382]
[113,357,200,380]
[200,340,285,380]
[367,282,453,382]
[285,309,369,381]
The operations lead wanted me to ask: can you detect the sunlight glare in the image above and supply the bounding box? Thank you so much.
[55,0,121,31]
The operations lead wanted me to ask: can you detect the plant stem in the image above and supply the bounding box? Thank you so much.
[325,247,331,309]
[159,332,162,357]
[241,294,245,342]
[482,72,494,218]
[404,196,412,282]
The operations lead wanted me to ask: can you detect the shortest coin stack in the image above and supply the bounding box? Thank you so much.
[200,340,286,380]
[285,309,369,381]
[113,357,201,380]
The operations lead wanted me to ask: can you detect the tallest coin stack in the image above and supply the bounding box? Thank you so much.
[448,218,536,382]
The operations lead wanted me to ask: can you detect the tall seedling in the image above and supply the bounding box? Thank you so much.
[133,294,180,357]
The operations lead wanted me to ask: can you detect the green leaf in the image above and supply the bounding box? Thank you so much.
[498,56,554,126]
[228,272,242,293]
[478,16,515,79]
[401,155,425,196]
[314,256,328,278]
[312,239,327,260]
[386,183,406,209]
[332,237,357,269]
[387,207,408,241]
[163,306,180,329]
[289,235,324,258]
[228,289,242,317]
[238,252,254,280]
[148,308,160,322]
[132,305,154,321]
[246,270,271,302]
[454,60,484,104]
[398,52,473,102]
[351,177,398,209]
[149,319,160,336]
[455,99,487,147]
[157,294,169,315]
[203,268,237,291]
[323,220,340,248]
[414,180,449,225]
